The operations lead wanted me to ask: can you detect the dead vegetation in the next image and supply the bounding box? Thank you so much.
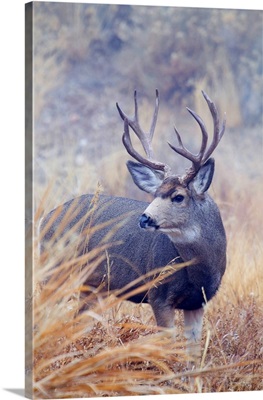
[27,150,263,397]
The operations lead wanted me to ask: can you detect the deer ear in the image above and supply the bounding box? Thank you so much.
[126,160,165,194]
[191,158,215,194]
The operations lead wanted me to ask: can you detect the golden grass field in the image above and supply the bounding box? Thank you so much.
[26,118,263,398]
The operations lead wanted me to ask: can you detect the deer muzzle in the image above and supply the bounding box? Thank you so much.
[139,213,159,230]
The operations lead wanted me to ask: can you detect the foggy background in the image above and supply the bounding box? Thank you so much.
[30,2,262,212]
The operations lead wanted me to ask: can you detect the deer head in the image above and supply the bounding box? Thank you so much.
[116,90,226,242]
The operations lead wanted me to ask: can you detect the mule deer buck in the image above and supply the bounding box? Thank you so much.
[40,89,227,368]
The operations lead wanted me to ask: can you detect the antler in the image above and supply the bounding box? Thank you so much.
[168,90,226,184]
[116,90,171,175]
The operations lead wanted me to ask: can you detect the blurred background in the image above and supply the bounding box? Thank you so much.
[30,2,262,215]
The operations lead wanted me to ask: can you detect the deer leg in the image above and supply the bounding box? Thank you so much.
[77,289,100,314]
[183,308,204,392]
[152,305,175,331]
[183,307,204,368]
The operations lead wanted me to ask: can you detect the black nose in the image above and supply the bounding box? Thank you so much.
[139,214,158,229]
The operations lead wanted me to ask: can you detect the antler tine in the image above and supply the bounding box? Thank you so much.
[168,90,226,184]
[168,108,209,171]
[116,90,159,159]
[117,90,170,174]
[201,90,226,162]
[168,127,198,165]
[122,118,167,172]
[186,107,208,160]
[149,89,159,142]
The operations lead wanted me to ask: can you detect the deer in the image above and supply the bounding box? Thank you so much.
[40,89,227,371]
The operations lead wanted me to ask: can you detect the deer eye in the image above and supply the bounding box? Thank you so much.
[172,194,184,203]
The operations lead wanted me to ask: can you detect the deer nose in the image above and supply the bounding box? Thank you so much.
[139,214,158,229]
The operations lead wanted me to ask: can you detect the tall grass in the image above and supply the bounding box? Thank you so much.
[29,152,263,397]
[31,196,192,398]
[30,87,263,397]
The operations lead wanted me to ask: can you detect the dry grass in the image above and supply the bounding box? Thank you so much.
[29,86,263,397]
[28,136,263,397]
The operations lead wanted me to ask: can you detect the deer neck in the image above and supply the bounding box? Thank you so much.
[167,218,226,268]
[168,228,207,264]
